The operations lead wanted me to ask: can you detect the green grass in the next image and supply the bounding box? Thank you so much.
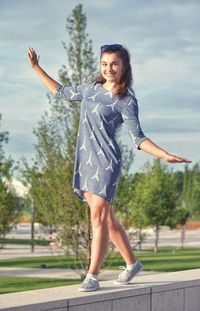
[1,248,200,294]
[190,217,200,222]
[0,248,200,272]
[0,255,82,269]
[0,276,80,294]
[0,238,49,246]
[106,247,200,272]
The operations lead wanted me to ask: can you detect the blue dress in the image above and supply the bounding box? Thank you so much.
[55,82,148,203]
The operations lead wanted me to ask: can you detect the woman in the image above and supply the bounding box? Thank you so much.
[28,44,191,292]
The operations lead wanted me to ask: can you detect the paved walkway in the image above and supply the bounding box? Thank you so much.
[0,226,199,281]
[1,227,200,260]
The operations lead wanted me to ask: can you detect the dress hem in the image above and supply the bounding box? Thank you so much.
[73,188,113,204]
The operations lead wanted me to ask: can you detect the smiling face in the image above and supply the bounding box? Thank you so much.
[100,52,123,85]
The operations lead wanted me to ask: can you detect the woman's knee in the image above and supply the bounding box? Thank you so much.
[107,207,117,229]
[90,196,111,227]
[91,206,110,226]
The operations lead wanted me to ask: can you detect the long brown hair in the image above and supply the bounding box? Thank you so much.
[94,45,134,98]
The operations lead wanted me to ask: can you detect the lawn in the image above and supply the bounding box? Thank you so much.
[0,276,80,294]
[0,255,78,269]
[0,247,200,272]
[0,238,49,246]
[1,247,200,294]
[105,247,200,272]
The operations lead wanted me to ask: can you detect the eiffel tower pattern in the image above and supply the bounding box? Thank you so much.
[74,163,82,177]
[112,175,120,187]
[99,183,107,196]
[88,91,100,101]
[55,81,148,203]
[91,103,100,115]
[90,127,95,140]
[106,100,118,111]
[105,159,114,172]
[80,137,86,151]
[86,152,93,166]
[82,177,89,191]
[91,167,100,181]
[69,89,81,99]
[97,143,105,157]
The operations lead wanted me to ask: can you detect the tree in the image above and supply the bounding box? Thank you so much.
[21,4,97,272]
[129,159,177,252]
[175,207,190,249]
[127,172,149,250]
[190,163,200,217]
[182,164,192,210]
[114,143,135,228]
[0,115,22,247]
[182,163,200,218]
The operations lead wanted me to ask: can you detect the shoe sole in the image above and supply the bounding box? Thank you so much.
[78,286,100,292]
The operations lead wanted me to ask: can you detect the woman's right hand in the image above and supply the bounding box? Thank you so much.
[28,47,40,68]
[27,47,60,94]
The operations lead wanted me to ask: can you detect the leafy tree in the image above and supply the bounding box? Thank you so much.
[175,207,190,249]
[114,143,135,228]
[129,159,177,252]
[174,170,184,197]
[0,115,22,247]
[127,172,149,250]
[190,163,200,217]
[182,163,200,218]
[183,164,192,210]
[21,4,97,272]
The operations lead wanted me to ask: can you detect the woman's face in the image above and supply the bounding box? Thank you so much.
[100,52,123,84]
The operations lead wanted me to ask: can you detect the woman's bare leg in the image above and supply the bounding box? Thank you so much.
[84,192,111,275]
[107,207,137,264]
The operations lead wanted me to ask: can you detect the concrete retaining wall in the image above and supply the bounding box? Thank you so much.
[1,269,200,311]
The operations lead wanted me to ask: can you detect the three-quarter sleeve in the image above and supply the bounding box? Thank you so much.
[55,83,88,101]
[121,96,149,149]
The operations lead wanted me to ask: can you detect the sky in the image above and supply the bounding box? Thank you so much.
[0,0,199,174]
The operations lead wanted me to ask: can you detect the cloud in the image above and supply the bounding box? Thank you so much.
[0,0,199,171]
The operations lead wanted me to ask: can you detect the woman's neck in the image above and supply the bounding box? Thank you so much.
[102,82,118,92]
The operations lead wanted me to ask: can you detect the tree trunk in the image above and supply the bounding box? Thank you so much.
[181,224,186,249]
[31,203,35,253]
[154,225,159,253]
[138,228,142,251]
[75,225,79,260]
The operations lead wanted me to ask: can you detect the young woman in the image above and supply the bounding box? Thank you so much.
[28,44,191,292]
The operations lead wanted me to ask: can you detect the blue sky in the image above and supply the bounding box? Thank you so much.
[0,0,199,173]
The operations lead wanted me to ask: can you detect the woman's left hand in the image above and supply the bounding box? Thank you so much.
[164,153,192,163]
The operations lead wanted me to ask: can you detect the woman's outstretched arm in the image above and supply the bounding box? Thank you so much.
[28,47,60,94]
[139,139,192,163]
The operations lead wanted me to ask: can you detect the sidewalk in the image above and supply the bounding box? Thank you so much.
[1,227,200,261]
[1,226,199,281]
